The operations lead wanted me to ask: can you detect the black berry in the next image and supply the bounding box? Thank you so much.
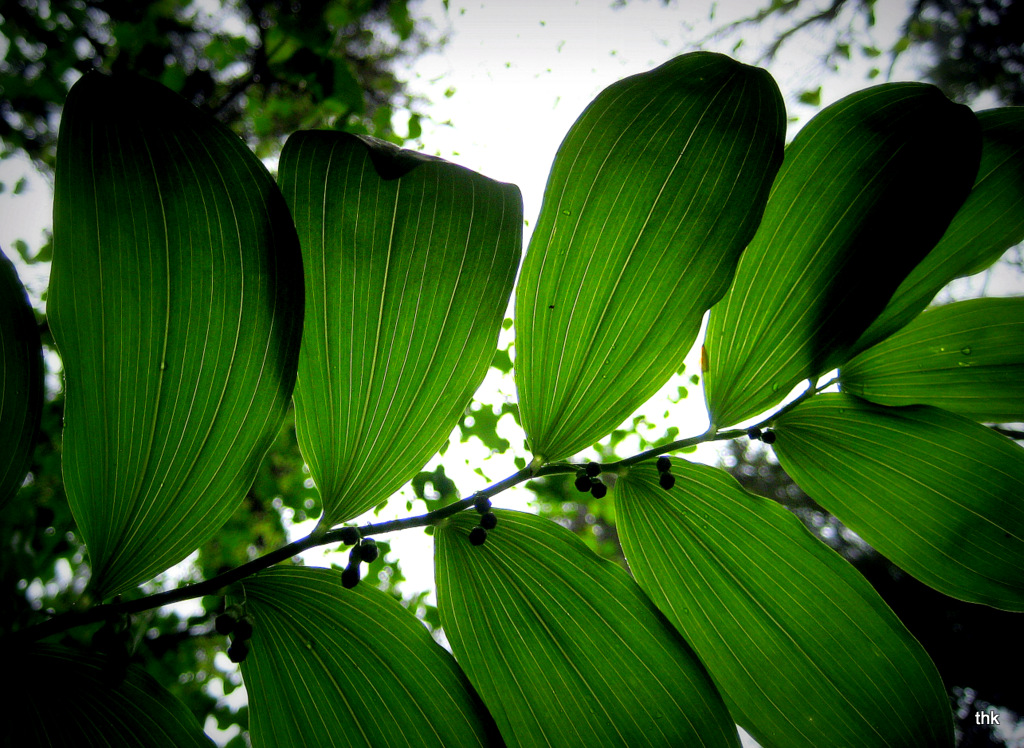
[359,538,379,563]
[762,430,777,445]
[585,461,602,477]
[233,618,254,641]
[339,526,360,545]
[480,511,498,530]
[228,639,249,664]
[590,481,608,499]
[474,496,492,513]
[574,474,592,493]
[341,564,361,589]
[747,427,762,441]
[656,455,671,473]
[659,473,676,490]
[469,526,487,546]
[215,613,236,635]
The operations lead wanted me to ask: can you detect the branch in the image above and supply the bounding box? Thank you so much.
[4,462,573,646]
[6,378,834,646]
[695,0,859,65]
[696,0,804,46]
[762,0,850,61]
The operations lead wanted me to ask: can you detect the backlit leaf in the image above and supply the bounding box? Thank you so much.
[279,132,521,527]
[435,508,740,748]
[5,644,213,746]
[0,248,42,512]
[615,461,951,748]
[774,393,1024,610]
[840,297,1024,421]
[704,83,979,428]
[49,72,303,598]
[514,51,785,461]
[854,108,1024,353]
[236,566,499,748]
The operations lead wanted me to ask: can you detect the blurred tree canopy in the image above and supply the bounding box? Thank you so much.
[0,0,438,171]
[697,0,1023,105]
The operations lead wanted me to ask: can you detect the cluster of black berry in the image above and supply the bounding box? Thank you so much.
[341,532,379,589]
[469,496,498,546]
[747,427,776,444]
[656,455,675,490]
[573,462,607,498]
[216,608,253,663]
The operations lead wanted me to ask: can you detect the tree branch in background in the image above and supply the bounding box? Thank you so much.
[992,426,1024,440]
[688,0,1023,106]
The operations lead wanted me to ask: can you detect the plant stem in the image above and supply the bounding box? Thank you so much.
[9,385,831,646]
[601,378,832,473]
[4,464,572,645]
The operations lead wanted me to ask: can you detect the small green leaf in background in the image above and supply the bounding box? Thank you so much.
[704,83,980,429]
[853,108,1024,353]
[5,644,213,746]
[435,509,740,748]
[514,51,785,462]
[0,249,43,512]
[279,131,522,528]
[615,461,951,748]
[840,297,1024,422]
[411,464,460,509]
[774,393,1024,611]
[236,566,500,748]
[797,86,821,106]
[48,72,304,599]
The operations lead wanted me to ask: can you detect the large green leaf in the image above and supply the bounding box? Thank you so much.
[0,248,42,512]
[854,108,1024,353]
[514,51,785,461]
[435,508,740,748]
[279,131,521,528]
[236,566,499,748]
[615,461,951,748]
[774,393,1024,611]
[5,644,213,746]
[840,297,1024,421]
[704,83,980,429]
[48,72,304,599]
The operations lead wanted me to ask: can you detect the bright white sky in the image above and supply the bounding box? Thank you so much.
[3,1,1023,743]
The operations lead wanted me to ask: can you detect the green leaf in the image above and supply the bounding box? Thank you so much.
[704,83,980,428]
[0,248,42,512]
[48,72,304,599]
[514,51,785,461]
[5,644,213,746]
[774,393,1024,611]
[435,508,740,748]
[615,461,951,748]
[236,566,499,748]
[797,86,821,106]
[854,108,1024,353]
[279,131,521,527]
[840,297,1024,421]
